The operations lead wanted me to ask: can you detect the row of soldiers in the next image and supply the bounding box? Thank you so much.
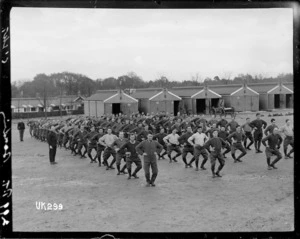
[28,112,294,180]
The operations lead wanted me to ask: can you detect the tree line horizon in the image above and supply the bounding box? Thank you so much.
[11,71,293,98]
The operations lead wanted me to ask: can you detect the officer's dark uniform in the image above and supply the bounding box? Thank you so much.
[47,130,58,164]
[17,121,25,141]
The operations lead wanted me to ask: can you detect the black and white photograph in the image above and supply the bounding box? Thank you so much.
[7,4,295,233]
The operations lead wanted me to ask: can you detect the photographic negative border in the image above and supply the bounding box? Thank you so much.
[0,0,299,238]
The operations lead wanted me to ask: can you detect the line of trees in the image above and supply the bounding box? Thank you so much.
[12,72,293,98]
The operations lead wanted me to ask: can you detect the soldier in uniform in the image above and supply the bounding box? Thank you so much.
[249,113,267,153]
[17,121,25,141]
[178,126,195,168]
[218,126,231,158]
[94,128,105,166]
[188,127,209,170]
[227,126,247,163]
[153,127,168,159]
[119,133,142,179]
[262,127,283,170]
[203,130,228,178]
[112,132,128,175]
[75,125,89,158]
[86,126,98,163]
[136,133,163,187]
[163,128,182,163]
[47,125,58,165]
[99,128,118,170]
[241,118,254,150]
[225,116,239,134]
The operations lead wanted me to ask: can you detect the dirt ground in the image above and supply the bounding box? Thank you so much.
[12,111,294,232]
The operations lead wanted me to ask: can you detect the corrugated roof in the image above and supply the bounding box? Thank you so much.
[230,85,259,96]
[104,91,138,103]
[267,84,294,94]
[191,88,222,99]
[172,82,294,95]
[149,90,181,101]
[171,88,200,97]
[85,92,117,101]
[131,89,162,99]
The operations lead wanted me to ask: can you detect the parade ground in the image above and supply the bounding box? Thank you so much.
[12,112,294,232]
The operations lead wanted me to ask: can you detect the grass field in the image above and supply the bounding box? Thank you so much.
[12,110,294,232]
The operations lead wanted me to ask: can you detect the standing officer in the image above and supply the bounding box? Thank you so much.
[47,125,58,165]
[17,120,25,141]
[136,133,163,187]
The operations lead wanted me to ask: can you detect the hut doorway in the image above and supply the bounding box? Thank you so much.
[286,94,292,108]
[274,94,280,109]
[112,103,121,115]
[211,98,219,108]
[196,99,206,114]
[174,100,180,116]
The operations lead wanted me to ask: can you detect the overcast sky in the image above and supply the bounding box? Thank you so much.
[11,7,293,83]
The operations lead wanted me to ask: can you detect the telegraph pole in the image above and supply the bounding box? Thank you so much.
[60,79,63,118]
[44,81,47,119]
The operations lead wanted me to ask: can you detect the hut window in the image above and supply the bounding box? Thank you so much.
[156,101,159,104]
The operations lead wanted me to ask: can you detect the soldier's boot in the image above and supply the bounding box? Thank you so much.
[161,151,168,159]
[117,165,121,175]
[257,141,262,152]
[271,155,282,169]
[200,158,208,170]
[127,168,132,180]
[98,156,102,167]
[173,153,181,162]
[232,153,237,163]
[195,159,199,171]
[236,152,246,162]
[88,153,94,163]
[247,141,254,150]
[168,154,172,163]
[109,158,116,169]
[120,164,127,174]
[188,157,195,167]
[267,157,272,170]
[182,156,188,168]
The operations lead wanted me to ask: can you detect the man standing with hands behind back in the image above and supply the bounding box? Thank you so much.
[17,120,25,142]
[136,133,163,187]
[47,125,58,165]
